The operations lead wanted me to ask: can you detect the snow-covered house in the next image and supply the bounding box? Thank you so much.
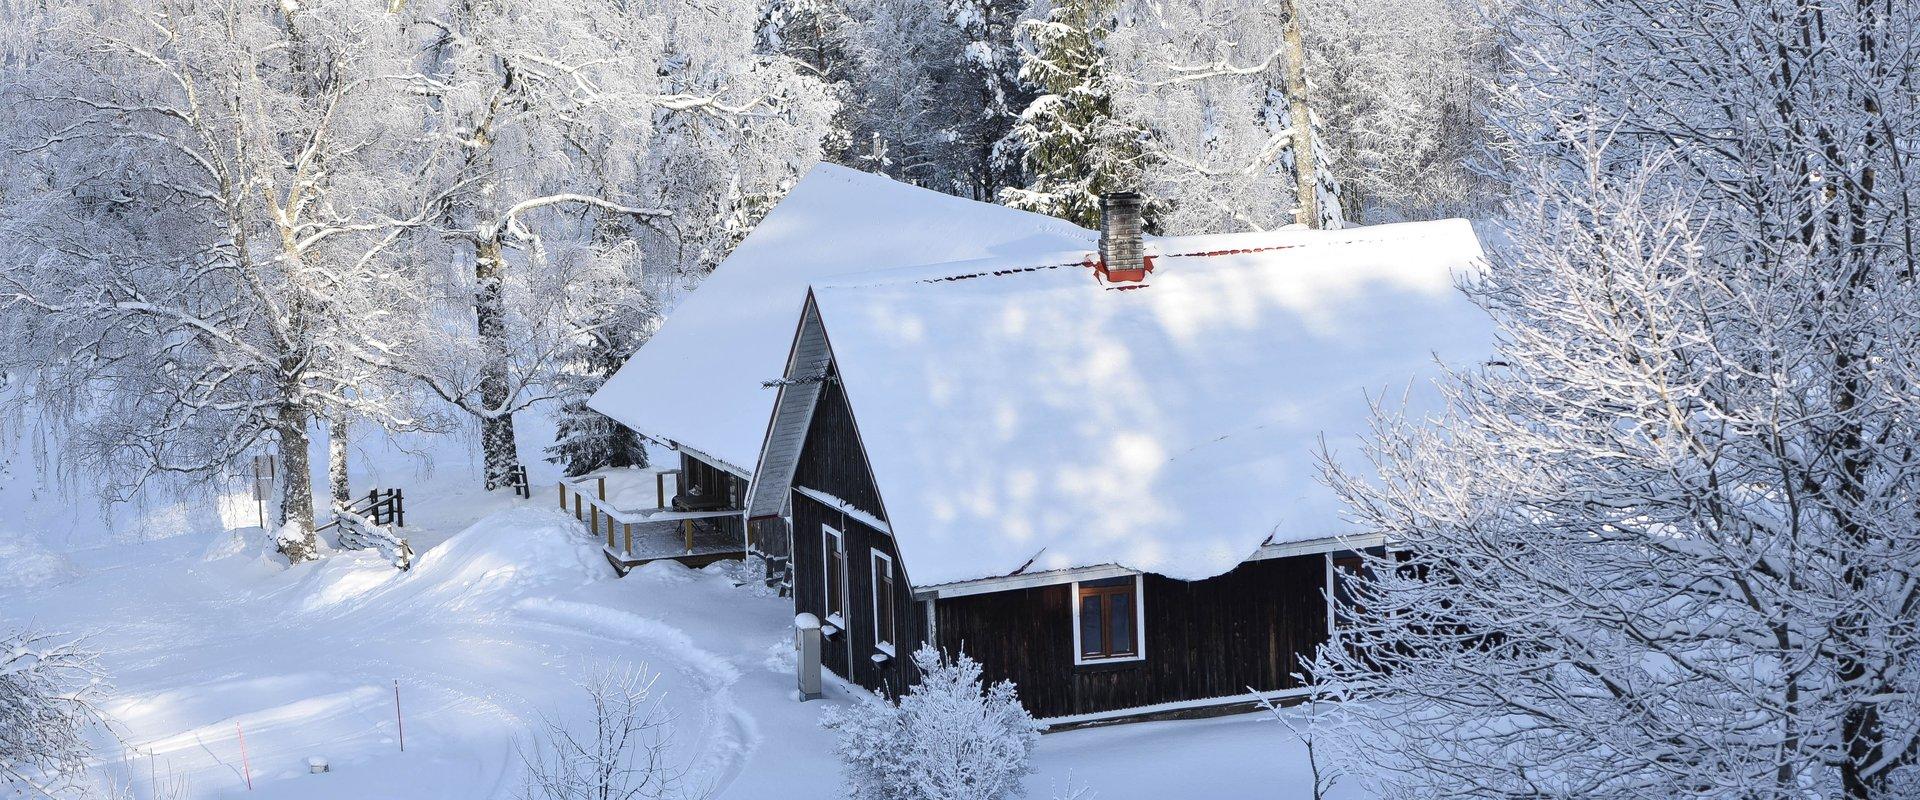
[747,203,1489,722]
[589,164,1093,576]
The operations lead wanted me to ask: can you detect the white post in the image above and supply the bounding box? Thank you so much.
[794,612,822,701]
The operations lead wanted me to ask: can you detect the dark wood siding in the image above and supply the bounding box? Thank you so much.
[934,555,1330,719]
[676,452,743,510]
[791,491,925,696]
[791,369,885,518]
[785,364,919,695]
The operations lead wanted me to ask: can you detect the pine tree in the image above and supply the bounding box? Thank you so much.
[999,0,1149,229]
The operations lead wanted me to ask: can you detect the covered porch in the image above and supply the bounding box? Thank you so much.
[555,467,745,573]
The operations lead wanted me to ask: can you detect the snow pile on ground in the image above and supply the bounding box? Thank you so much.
[287,508,613,616]
[0,532,76,592]
[401,508,611,598]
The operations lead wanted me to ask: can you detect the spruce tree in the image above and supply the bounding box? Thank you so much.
[545,313,651,479]
[999,0,1149,229]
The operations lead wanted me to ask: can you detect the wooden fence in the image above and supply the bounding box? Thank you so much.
[319,488,404,529]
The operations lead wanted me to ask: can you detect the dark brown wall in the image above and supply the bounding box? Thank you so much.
[677,452,743,510]
[786,369,922,695]
[791,369,884,515]
[935,555,1330,719]
[792,493,924,695]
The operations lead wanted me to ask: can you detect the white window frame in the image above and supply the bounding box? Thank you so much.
[822,525,847,631]
[1070,573,1146,666]
[871,550,897,657]
[1325,553,1337,638]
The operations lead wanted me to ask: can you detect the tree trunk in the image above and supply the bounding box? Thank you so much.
[474,234,522,490]
[328,415,351,512]
[1282,0,1319,229]
[277,403,318,563]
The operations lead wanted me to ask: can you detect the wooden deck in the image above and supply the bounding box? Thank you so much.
[557,474,745,575]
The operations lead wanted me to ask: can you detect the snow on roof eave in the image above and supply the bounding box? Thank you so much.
[911,530,1393,597]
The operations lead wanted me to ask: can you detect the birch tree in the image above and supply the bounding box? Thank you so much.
[1106,0,1344,233]
[0,1,438,561]
[392,0,831,488]
[1312,2,1920,798]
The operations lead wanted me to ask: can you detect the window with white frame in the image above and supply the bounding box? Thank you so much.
[1072,575,1145,664]
[823,526,846,631]
[871,550,896,655]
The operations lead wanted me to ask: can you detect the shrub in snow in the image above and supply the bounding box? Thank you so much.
[821,645,1039,800]
[1,629,106,797]
[519,667,684,800]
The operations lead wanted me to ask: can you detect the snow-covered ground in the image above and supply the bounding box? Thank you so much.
[1,422,1352,799]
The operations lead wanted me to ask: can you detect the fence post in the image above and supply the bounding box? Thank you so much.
[623,522,632,555]
[395,488,404,528]
[573,493,582,522]
[683,518,694,553]
[558,482,566,511]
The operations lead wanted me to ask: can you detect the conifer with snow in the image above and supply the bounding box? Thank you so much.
[821,645,1040,800]
[1000,0,1149,229]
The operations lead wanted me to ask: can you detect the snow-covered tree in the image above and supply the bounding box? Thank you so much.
[1,630,106,797]
[1000,0,1150,229]
[1106,0,1343,233]
[821,645,1040,800]
[941,0,1030,200]
[1312,2,1920,798]
[545,236,655,478]
[382,0,832,489]
[1007,0,1350,233]
[0,1,438,561]
[1302,0,1496,222]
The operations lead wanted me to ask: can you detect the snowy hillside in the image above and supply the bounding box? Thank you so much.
[0,470,1346,799]
[0,404,1348,798]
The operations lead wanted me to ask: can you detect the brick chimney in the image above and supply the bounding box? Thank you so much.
[1098,192,1150,283]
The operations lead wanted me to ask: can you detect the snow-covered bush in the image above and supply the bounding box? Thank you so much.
[519,667,684,800]
[821,645,1040,800]
[0,630,106,797]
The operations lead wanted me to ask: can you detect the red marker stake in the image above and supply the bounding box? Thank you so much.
[394,680,406,752]
[235,721,253,791]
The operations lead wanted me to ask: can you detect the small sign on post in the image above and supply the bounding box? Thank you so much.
[250,454,276,529]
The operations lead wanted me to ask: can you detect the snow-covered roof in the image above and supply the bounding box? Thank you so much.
[589,163,1096,474]
[804,219,1491,587]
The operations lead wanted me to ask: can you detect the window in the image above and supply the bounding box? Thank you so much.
[823,526,846,628]
[871,551,896,655]
[1073,575,1144,664]
[1328,552,1367,629]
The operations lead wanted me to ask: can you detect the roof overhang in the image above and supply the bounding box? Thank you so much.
[911,532,1388,599]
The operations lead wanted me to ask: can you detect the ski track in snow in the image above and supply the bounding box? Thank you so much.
[512,598,761,797]
[2,510,765,798]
